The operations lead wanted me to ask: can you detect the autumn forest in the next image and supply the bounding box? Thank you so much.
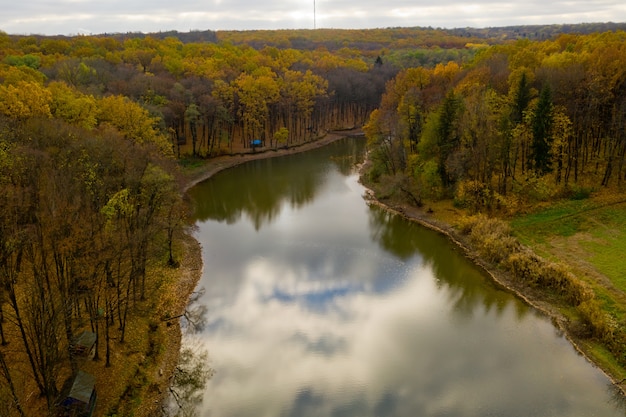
[2,23,626,416]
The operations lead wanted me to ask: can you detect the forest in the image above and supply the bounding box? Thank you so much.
[1,23,626,415]
[364,29,626,219]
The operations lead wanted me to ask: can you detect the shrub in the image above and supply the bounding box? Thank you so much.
[556,183,594,200]
[454,180,503,212]
[578,299,616,341]
[456,214,479,235]
[504,250,543,284]
[540,262,593,305]
[511,173,554,203]
[416,159,444,199]
[479,234,519,264]
[463,214,519,264]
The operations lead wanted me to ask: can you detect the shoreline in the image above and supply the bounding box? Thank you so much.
[182,129,363,192]
[363,193,626,394]
[166,129,623,413]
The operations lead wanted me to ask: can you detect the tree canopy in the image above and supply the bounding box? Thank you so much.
[364,30,626,208]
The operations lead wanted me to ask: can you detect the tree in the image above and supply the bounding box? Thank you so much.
[511,71,532,125]
[529,85,554,175]
[0,81,52,120]
[364,108,404,177]
[436,91,462,187]
[48,81,98,129]
[97,95,173,156]
[550,106,572,184]
[0,349,26,417]
[185,103,201,157]
[273,126,289,149]
[234,71,280,144]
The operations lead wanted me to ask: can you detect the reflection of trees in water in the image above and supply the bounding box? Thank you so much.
[190,156,320,229]
[608,383,626,414]
[367,205,529,321]
[167,342,213,417]
[189,138,366,230]
[179,288,208,333]
[166,289,213,417]
[368,207,423,260]
[328,136,366,176]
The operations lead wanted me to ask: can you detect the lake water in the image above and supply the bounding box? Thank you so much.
[186,137,624,417]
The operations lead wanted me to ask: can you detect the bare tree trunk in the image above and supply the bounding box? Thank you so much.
[0,350,26,417]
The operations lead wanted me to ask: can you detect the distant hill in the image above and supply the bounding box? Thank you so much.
[6,22,626,51]
[445,22,626,40]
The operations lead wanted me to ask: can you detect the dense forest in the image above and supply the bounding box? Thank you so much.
[364,29,626,214]
[1,23,626,415]
[0,29,402,160]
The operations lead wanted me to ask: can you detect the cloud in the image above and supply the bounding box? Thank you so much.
[2,0,625,35]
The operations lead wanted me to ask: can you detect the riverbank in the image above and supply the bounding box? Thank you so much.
[182,129,363,192]
[362,191,626,395]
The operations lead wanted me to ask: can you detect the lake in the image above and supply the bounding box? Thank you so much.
[186,137,624,417]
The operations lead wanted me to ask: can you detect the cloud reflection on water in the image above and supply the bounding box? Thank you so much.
[196,250,616,417]
[190,139,621,417]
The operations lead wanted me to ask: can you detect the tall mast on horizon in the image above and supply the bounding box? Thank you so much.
[314,0,316,29]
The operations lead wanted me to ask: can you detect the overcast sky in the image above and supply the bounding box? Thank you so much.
[2,0,626,36]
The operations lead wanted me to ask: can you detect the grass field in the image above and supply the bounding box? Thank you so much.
[510,195,626,294]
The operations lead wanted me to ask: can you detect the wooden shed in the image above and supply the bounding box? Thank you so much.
[60,370,97,417]
[70,331,96,358]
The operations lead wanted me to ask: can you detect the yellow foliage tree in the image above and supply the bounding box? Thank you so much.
[0,64,47,85]
[234,71,280,140]
[0,80,52,119]
[97,95,172,156]
[48,81,98,129]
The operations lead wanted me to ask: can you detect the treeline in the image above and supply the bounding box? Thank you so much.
[0,30,400,158]
[448,22,626,41]
[216,27,486,51]
[365,30,626,207]
[71,22,626,50]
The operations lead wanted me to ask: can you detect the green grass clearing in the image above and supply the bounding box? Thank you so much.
[511,199,626,294]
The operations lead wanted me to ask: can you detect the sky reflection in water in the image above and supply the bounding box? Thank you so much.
[189,140,622,417]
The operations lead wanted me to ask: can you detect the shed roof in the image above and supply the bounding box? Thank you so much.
[72,331,96,349]
[66,370,95,405]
